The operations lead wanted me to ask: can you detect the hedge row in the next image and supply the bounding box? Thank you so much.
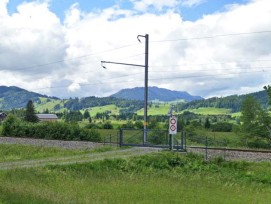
[2,115,101,142]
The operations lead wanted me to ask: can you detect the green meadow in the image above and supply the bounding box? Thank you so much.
[0,144,271,203]
[35,97,67,113]
[84,104,121,117]
[137,103,171,115]
[187,107,232,115]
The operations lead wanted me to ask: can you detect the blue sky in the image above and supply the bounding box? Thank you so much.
[7,0,249,22]
[1,0,271,98]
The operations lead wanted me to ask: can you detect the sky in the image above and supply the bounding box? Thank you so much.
[0,0,271,99]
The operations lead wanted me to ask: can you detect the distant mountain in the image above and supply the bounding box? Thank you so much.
[0,86,58,110]
[111,86,203,102]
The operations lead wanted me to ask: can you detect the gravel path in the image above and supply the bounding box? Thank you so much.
[0,136,104,149]
[0,136,163,170]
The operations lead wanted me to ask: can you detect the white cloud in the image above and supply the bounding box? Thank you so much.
[0,0,271,99]
[68,82,81,92]
[0,0,8,17]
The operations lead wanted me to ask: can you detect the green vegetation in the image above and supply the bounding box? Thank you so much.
[87,104,120,117]
[0,144,115,162]
[137,103,171,115]
[177,90,268,113]
[2,115,101,142]
[187,107,232,115]
[35,97,66,113]
[0,151,271,203]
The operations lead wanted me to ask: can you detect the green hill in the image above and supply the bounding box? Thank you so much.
[176,90,269,113]
[0,86,58,110]
[111,86,203,102]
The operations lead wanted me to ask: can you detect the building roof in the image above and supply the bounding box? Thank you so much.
[36,114,58,119]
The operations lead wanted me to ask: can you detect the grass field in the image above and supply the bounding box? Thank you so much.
[0,143,115,162]
[137,103,171,115]
[0,148,271,203]
[86,105,120,117]
[186,107,232,115]
[35,97,67,113]
[187,129,244,148]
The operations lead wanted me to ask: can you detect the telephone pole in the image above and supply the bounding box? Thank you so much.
[101,34,149,144]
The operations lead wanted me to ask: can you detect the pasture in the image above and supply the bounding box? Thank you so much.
[186,107,232,115]
[0,144,271,203]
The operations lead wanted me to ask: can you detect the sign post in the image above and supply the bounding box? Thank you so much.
[169,116,177,150]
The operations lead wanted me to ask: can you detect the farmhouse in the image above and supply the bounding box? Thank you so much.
[0,112,7,121]
[36,114,58,122]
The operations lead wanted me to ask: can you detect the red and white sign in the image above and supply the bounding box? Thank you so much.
[169,116,177,134]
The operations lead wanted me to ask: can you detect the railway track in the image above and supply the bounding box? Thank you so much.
[186,146,271,161]
[187,146,271,153]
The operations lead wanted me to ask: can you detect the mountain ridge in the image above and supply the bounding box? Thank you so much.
[111,86,203,102]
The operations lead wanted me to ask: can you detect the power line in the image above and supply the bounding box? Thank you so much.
[150,59,271,69]
[151,30,271,43]
[149,66,271,73]
[149,69,271,81]
[0,43,139,72]
[1,30,270,72]
[30,68,271,91]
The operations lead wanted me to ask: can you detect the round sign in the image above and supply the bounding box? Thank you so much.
[170,118,176,125]
[170,125,176,131]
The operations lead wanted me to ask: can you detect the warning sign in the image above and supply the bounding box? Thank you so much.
[169,116,177,134]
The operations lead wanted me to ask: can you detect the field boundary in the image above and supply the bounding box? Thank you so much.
[0,147,163,170]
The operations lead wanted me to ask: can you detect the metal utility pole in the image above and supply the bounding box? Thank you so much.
[138,34,149,144]
[101,34,149,145]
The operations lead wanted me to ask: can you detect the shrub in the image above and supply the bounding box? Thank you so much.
[211,122,233,132]
[2,116,101,142]
[102,121,113,129]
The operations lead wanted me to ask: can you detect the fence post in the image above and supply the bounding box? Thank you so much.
[116,132,119,148]
[181,130,184,150]
[184,132,187,151]
[119,129,123,147]
[205,136,208,161]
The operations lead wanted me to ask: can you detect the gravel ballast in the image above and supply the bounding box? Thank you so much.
[0,136,103,150]
[1,136,271,161]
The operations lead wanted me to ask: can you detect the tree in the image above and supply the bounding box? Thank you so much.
[24,100,39,123]
[204,117,211,129]
[240,96,269,137]
[83,109,90,119]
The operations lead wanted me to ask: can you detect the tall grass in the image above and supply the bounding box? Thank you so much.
[0,152,271,203]
[0,144,116,162]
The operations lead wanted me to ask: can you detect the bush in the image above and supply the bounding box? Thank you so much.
[102,121,113,129]
[2,116,101,142]
[211,122,233,132]
[247,138,270,149]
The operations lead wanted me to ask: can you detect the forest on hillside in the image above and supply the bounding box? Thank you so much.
[176,90,269,113]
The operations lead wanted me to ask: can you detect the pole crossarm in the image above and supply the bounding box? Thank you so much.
[100,34,149,145]
[101,61,145,68]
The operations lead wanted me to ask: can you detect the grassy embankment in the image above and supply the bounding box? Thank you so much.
[0,143,115,162]
[0,145,271,203]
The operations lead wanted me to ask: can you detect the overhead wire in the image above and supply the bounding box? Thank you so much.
[1,29,271,93]
[151,30,271,43]
[1,30,270,72]
[30,67,271,91]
